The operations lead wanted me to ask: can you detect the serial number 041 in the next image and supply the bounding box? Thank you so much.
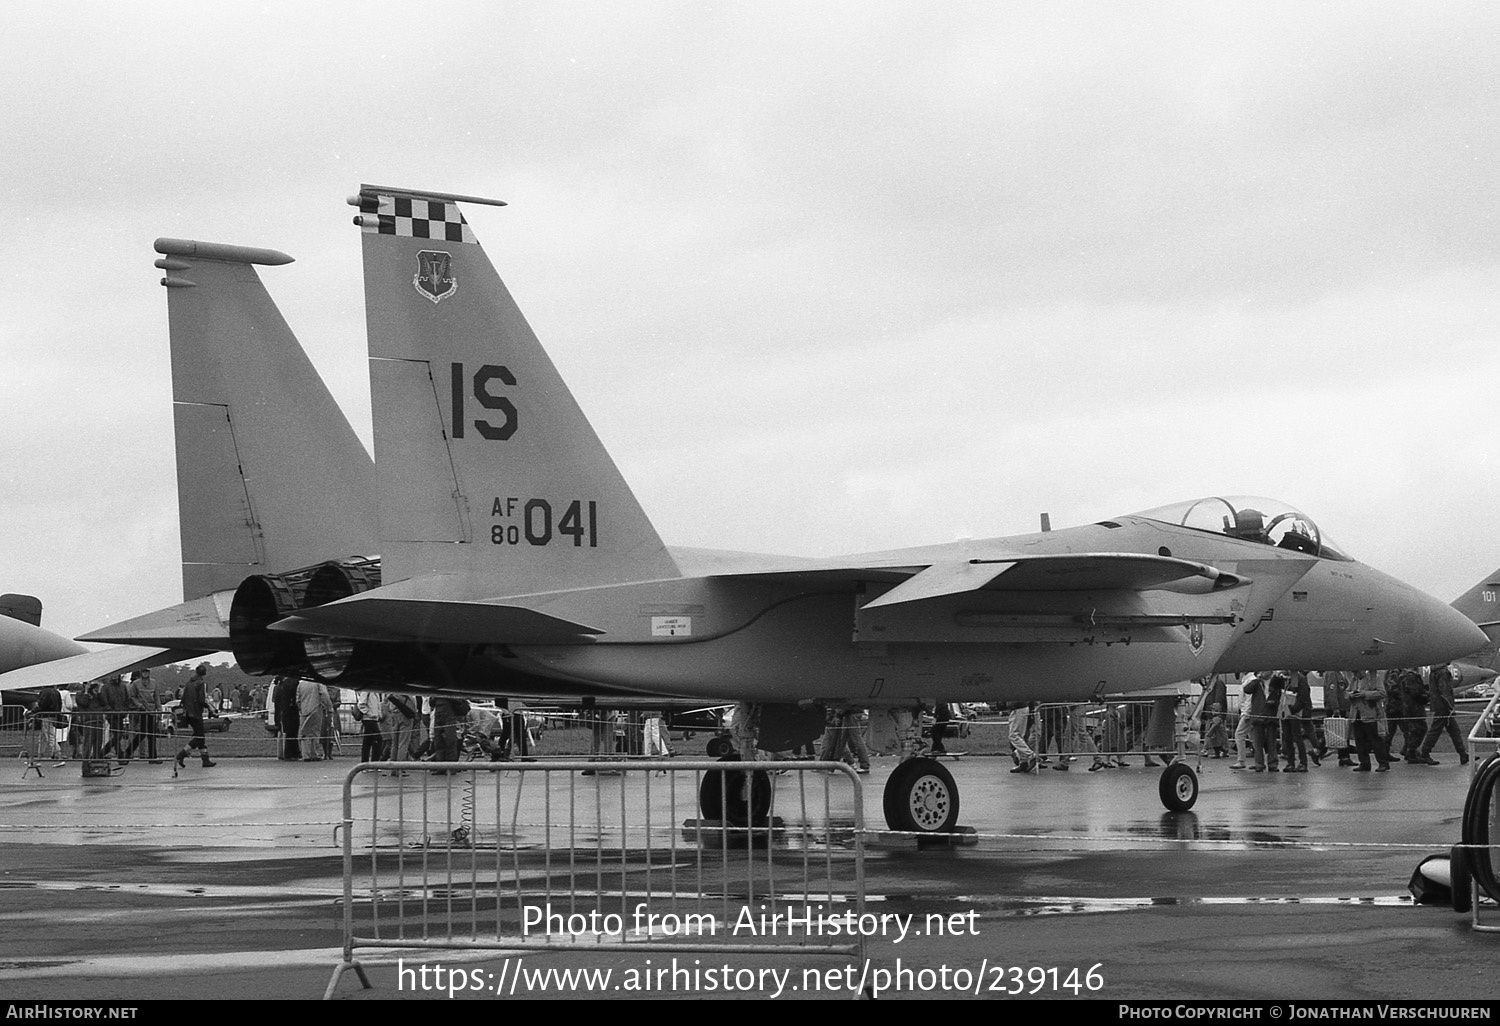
[491,498,598,548]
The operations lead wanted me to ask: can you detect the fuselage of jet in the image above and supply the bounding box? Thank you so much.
[272,499,1485,709]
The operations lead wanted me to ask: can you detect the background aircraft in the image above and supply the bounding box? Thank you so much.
[0,594,88,675]
[0,238,377,694]
[1444,567,1500,689]
[109,184,1473,834]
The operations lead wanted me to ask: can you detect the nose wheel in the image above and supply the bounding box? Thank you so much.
[1158,762,1199,812]
[882,757,961,834]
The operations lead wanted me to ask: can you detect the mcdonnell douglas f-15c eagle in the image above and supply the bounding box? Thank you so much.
[82,185,1486,833]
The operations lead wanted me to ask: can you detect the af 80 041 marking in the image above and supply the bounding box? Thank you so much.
[491,497,598,548]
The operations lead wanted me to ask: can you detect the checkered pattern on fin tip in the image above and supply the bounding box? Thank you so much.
[357,194,476,244]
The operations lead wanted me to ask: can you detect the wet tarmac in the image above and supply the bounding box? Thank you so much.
[0,752,1495,1001]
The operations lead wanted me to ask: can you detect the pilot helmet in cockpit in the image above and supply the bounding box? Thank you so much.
[1227,507,1266,542]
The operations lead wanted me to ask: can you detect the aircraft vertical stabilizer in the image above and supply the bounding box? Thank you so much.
[1450,567,1500,628]
[350,186,680,595]
[154,239,379,600]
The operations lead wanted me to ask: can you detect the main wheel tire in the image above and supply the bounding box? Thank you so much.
[706,735,732,758]
[882,758,960,833]
[1159,762,1199,812]
[698,755,772,827]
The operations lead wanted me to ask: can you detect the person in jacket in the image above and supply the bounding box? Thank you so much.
[1347,670,1392,772]
[356,690,385,762]
[174,663,217,771]
[99,675,132,764]
[1416,662,1469,766]
[321,685,341,759]
[125,669,162,763]
[33,683,66,765]
[297,677,331,761]
[430,696,470,766]
[1279,671,1317,771]
[76,680,107,760]
[272,675,300,760]
[1384,668,1425,763]
[1244,673,1276,772]
[1319,669,1354,766]
[383,692,420,765]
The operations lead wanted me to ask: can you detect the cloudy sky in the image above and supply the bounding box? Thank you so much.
[3,1,1500,643]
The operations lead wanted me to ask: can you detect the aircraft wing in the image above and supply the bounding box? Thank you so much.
[0,646,200,692]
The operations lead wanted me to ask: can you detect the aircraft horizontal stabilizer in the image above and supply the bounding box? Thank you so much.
[862,552,1245,610]
[271,596,604,645]
[0,646,196,692]
[77,595,231,649]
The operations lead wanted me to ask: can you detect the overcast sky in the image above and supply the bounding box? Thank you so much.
[3,1,1500,643]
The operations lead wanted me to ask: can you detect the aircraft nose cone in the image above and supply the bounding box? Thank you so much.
[1415,600,1489,664]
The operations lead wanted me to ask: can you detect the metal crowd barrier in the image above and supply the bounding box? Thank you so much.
[327,759,867,998]
[1462,692,1500,932]
[1467,691,1500,773]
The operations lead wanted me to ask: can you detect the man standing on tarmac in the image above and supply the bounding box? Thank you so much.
[174,663,217,772]
[99,675,132,765]
[126,669,163,764]
[34,683,66,766]
[272,675,299,760]
[1347,670,1392,772]
[297,677,330,761]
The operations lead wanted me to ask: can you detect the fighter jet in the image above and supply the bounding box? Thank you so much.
[0,595,86,673]
[1442,568,1500,689]
[86,186,1487,833]
[0,590,186,694]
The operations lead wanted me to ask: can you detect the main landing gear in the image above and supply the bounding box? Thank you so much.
[882,757,960,834]
[698,755,773,828]
[687,702,1198,837]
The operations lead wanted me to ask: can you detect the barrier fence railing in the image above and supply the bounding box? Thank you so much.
[1463,692,1500,932]
[327,759,867,998]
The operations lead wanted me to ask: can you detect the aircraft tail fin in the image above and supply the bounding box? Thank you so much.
[349,185,679,595]
[154,238,379,600]
[1449,567,1500,627]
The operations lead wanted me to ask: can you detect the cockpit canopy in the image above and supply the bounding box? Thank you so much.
[1130,496,1353,561]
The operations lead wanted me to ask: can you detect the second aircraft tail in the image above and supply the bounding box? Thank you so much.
[155,238,378,600]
